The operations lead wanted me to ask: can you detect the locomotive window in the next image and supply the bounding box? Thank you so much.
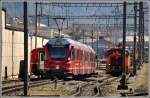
[39,51,45,61]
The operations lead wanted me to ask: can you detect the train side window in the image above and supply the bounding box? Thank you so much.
[75,49,78,60]
[39,51,45,61]
[78,50,81,60]
[80,51,82,60]
[86,52,88,61]
[86,53,88,61]
[45,52,48,60]
[89,54,91,61]
[76,50,78,60]
[87,53,89,61]
[84,52,86,61]
[81,51,83,60]
[86,53,89,61]
[91,54,93,61]
[82,52,84,61]
[83,52,85,61]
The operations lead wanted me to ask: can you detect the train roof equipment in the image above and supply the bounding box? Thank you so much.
[46,38,95,54]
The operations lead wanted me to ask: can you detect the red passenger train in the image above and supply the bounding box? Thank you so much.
[105,48,132,75]
[30,38,96,79]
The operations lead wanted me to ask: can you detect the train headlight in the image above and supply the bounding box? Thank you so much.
[68,57,71,61]
[56,65,60,69]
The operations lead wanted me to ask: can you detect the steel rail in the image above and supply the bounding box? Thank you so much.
[2,79,55,94]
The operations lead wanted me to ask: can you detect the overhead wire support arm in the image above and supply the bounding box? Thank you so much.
[29,14,137,19]
[133,2,137,75]
[35,2,38,48]
[36,2,124,7]
[53,17,65,39]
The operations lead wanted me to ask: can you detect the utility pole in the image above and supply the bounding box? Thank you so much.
[83,29,85,44]
[91,29,94,49]
[35,2,37,48]
[12,31,14,78]
[118,2,128,89]
[140,2,143,66]
[24,1,28,96]
[141,3,144,64]
[96,29,99,67]
[138,2,143,68]
[133,2,137,75]
[0,1,2,95]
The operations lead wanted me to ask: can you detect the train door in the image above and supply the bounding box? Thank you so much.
[39,51,45,71]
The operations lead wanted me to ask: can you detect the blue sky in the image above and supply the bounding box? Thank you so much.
[2,2,149,33]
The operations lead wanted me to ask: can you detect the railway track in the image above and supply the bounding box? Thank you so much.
[3,74,121,96]
[94,76,121,96]
[2,79,57,95]
[72,75,121,97]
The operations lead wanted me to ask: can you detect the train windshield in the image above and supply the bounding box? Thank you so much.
[48,45,68,60]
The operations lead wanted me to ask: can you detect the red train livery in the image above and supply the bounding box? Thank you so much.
[105,48,132,74]
[30,38,96,78]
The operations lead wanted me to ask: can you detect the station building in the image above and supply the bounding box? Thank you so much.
[0,9,63,79]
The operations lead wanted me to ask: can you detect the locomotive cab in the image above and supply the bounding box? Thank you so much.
[106,48,131,75]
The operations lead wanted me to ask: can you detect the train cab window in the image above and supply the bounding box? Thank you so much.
[48,45,69,60]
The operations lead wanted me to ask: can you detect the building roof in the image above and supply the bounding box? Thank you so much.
[119,36,149,42]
